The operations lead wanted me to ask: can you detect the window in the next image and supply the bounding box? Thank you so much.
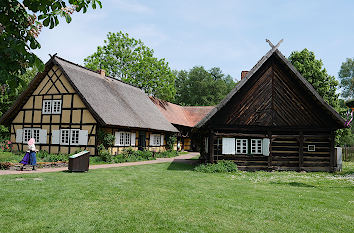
[60,129,70,145]
[42,100,62,114]
[42,100,52,114]
[236,139,248,154]
[71,129,80,145]
[116,131,131,146]
[251,139,262,154]
[21,128,44,144]
[150,134,161,146]
[23,129,32,143]
[52,100,62,114]
[308,145,315,152]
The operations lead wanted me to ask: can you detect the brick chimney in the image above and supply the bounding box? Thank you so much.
[98,69,105,77]
[241,71,249,80]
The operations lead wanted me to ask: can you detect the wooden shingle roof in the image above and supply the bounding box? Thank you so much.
[195,47,346,129]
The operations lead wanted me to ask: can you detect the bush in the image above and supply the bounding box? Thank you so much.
[156,150,178,158]
[90,156,103,164]
[0,140,12,152]
[98,145,112,162]
[97,130,115,148]
[194,160,238,173]
[165,134,177,151]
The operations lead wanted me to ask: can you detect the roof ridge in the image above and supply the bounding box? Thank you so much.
[53,55,142,91]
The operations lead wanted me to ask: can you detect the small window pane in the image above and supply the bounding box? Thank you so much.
[125,132,131,146]
[251,139,262,154]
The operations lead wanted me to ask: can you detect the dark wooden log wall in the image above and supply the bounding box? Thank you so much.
[208,131,333,172]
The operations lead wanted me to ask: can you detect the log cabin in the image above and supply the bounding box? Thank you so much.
[0,56,178,156]
[194,47,345,172]
[150,97,213,151]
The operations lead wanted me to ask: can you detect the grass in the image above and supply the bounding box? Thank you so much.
[0,161,353,232]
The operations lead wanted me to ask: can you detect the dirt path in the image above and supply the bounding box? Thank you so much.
[0,152,199,176]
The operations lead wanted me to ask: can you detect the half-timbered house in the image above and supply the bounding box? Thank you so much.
[195,47,345,172]
[0,56,178,156]
[150,97,213,151]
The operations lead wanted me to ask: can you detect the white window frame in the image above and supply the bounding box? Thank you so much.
[23,128,32,143]
[151,134,161,146]
[60,129,70,145]
[70,129,80,145]
[251,139,262,154]
[42,100,62,114]
[236,139,248,154]
[308,145,316,152]
[115,131,131,146]
[23,128,41,144]
[52,100,62,114]
[42,100,52,114]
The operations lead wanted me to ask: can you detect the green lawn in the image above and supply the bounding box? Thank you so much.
[0,162,353,233]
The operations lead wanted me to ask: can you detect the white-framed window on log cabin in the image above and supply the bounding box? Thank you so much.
[251,139,262,154]
[236,139,248,154]
[16,128,47,144]
[308,145,315,152]
[150,134,164,146]
[42,100,62,114]
[115,131,135,146]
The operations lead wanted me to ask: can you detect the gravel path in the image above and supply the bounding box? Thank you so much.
[0,152,199,176]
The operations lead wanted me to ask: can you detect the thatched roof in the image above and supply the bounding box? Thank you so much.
[150,97,214,127]
[195,47,346,129]
[1,56,178,133]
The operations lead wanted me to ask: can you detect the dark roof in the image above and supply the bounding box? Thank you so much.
[1,56,178,133]
[196,47,346,128]
[150,97,214,127]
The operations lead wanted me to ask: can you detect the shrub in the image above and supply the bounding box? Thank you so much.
[98,145,112,162]
[194,160,238,173]
[165,134,177,151]
[97,130,115,148]
[90,156,103,163]
[0,140,12,152]
[156,150,178,158]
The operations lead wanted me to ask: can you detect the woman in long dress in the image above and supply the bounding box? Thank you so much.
[20,138,37,171]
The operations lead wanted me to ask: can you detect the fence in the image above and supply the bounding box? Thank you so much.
[342,147,354,162]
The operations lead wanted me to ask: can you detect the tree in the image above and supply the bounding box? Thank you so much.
[84,32,176,101]
[288,49,339,109]
[0,0,102,91]
[289,49,352,146]
[174,66,236,106]
[338,58,354,99]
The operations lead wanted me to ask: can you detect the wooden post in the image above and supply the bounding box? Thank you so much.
[209,130,214,163]
[329,131,335,171]
[299,131,304,170]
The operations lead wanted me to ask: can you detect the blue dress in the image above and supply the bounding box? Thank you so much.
[29,151,37,166]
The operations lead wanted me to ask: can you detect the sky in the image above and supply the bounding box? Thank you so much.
[35,0,354,82]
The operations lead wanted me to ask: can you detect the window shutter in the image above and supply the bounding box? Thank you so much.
[39,129,47,144]
[115,132,121,146]
[52,130,60,144]
[204,137,208,153]
[262,138,270,156]
[79,130,88,145]
[222,138,236,154]
[160,134,164,146]
[131,132,136,146]
[16,129,23,143]
[149,134,154,146]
